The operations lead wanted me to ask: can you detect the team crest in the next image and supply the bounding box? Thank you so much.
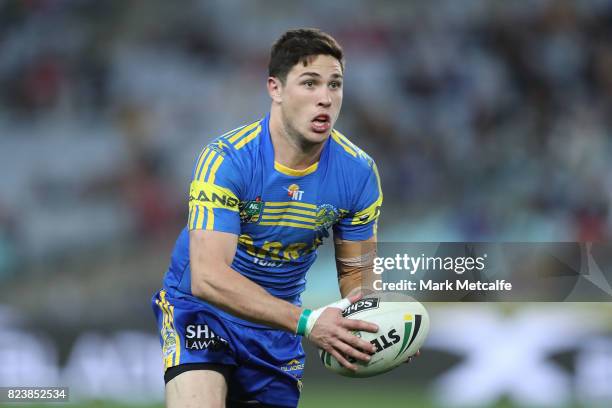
[161,326,177,358]
[239,197,263,223]
[315,204,340,237]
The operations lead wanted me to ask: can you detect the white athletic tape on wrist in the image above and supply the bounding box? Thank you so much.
[304,297,353,338]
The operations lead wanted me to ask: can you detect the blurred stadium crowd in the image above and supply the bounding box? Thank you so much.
[0,0,611,279]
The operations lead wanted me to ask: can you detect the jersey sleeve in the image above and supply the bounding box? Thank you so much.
[187,143,242,235]
[333,161,383,241]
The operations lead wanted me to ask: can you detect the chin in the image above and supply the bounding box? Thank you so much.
[303,130,330,145]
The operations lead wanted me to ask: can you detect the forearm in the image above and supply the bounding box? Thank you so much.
[191,260,302,333]
[335,237,377,298]
[338,265,375,297]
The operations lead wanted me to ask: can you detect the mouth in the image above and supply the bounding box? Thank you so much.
[311,114,331,134]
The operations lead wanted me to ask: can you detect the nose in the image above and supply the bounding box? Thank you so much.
[317,88,332,107]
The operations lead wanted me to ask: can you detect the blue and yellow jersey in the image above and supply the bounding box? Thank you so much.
[163,113,382,323]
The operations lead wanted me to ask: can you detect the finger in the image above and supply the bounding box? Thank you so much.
[342,318,379,333]
[335,336,373,362]
[329,347,358,372]
[326,297,352,311]
[340,330,376,354]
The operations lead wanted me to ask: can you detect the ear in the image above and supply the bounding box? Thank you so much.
[267,76,283,103]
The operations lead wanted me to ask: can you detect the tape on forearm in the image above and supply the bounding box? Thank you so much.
[336,250,376,268]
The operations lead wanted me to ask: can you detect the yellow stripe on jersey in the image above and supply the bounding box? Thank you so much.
[331,130,357,157]
[372,162,383,197]
[228,121,260,143]
[274,160,319,176]
[351,195,382,225]
[221,123,248,138]
[265,201,317,209]
[189,181,240,212]
[195,150,218,182]
[351,161,383,226]
[193,148,212,181]
[203,153,225,231]
[234,125,262,149]
[205,208,214,230]
[208,154,225,183]
[188,207,194,228]
[157,290,180,369]
[259,221,316,230]
[335,129,361,153]
[169,303,180,366]
[263,207,317,217]
[156,298,167,367]
[261,214,316,224]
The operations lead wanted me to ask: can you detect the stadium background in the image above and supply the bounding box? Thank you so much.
[1,0,611,407]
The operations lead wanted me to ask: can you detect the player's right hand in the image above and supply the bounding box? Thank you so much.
[302,294,379,372]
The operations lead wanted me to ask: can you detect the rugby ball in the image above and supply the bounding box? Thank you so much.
[319,294,429,377]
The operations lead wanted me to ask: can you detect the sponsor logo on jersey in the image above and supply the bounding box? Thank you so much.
[184,324,228,351]
[342,298,380,317]
[239,197,263,223]
[281,359,304,387]
[189,181,239,211]
[191,191,239,208]
[284,184,304,201]
[281,358,305,373]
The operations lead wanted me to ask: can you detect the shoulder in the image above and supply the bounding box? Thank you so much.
[196,119,264,166]
[192,118,263,183]
[216,118,264,152]
[329,129,378,175]
[211,118,264,157]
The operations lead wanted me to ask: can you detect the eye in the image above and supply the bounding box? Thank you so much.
[303,80,315,88]
[329,81,342,89]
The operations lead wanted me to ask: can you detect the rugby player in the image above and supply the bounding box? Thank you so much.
[152,28,383,408]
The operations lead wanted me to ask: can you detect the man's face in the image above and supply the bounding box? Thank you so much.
[274,54,343,145]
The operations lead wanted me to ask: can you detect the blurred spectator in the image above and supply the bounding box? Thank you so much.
[0,0,611,271]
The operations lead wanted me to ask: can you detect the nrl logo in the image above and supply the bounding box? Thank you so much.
[239,197,263,223]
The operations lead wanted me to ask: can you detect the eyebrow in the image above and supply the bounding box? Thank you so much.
[298,72,343,79]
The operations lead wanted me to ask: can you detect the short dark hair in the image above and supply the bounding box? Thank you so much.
[268,28,344,83]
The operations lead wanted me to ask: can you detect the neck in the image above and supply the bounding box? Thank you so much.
[269,107,326,170]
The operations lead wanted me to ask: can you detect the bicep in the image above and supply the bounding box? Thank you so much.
[333,163,382,241]
[190,229,238,273]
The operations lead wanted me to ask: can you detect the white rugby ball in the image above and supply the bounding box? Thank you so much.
[318,295,429,377]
